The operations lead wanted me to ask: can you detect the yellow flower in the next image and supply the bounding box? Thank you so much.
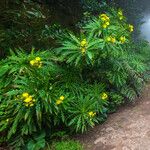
[56,100,62,105]
[30,60,35,66]
[106,16,110,21]
[100,14,110,21]
[102,24,107,29]
[80,39,87,47]
[100,14,106,20]
[111,37,116,43]
[22,92,29,98]
[35,57,41,61]
[60,96,65,101]
[100,14,110,29]
[102,22,110,29]
[24,96,32,103]
[34,60,39,64]
[88,111,96,117]
[22,92,36,107]
[101,17,107,21]
[101,92,108,100]
[106,36,116,43]
[6,119,9,122]
[30,57,42,68]
[120,36,126,43]
[129,24,134,32]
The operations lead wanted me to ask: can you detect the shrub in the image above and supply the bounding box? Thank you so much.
[57,8,147,101]
[0,49,60,149]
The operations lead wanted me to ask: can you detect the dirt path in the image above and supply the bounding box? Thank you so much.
[76,84,150,150]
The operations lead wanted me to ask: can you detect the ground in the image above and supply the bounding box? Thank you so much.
[76,84,150,150]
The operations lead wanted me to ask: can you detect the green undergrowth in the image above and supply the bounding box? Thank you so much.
[49,140,83,150]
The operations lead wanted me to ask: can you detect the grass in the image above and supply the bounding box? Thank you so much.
[49,140,83,150]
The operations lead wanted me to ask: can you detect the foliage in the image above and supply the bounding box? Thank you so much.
[81,0,108,13]
[0,0,54,56]
[0,1,149,149]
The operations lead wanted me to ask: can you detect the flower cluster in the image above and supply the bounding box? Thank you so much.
[56,96,65,105]
[30,57,42,68]
[106,36,116,43]
[88,111,96,117]
[100,14,110,29]
[118,9,124,20]
[80,39,87,54]
[101,92,108,100]
[120,36,126,44]
[22,92,35,107]
[129,24,134,32]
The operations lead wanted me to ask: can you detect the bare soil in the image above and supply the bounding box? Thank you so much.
[76,84,150,150]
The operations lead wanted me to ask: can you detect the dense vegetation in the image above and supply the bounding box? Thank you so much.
[0,0,149,149]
